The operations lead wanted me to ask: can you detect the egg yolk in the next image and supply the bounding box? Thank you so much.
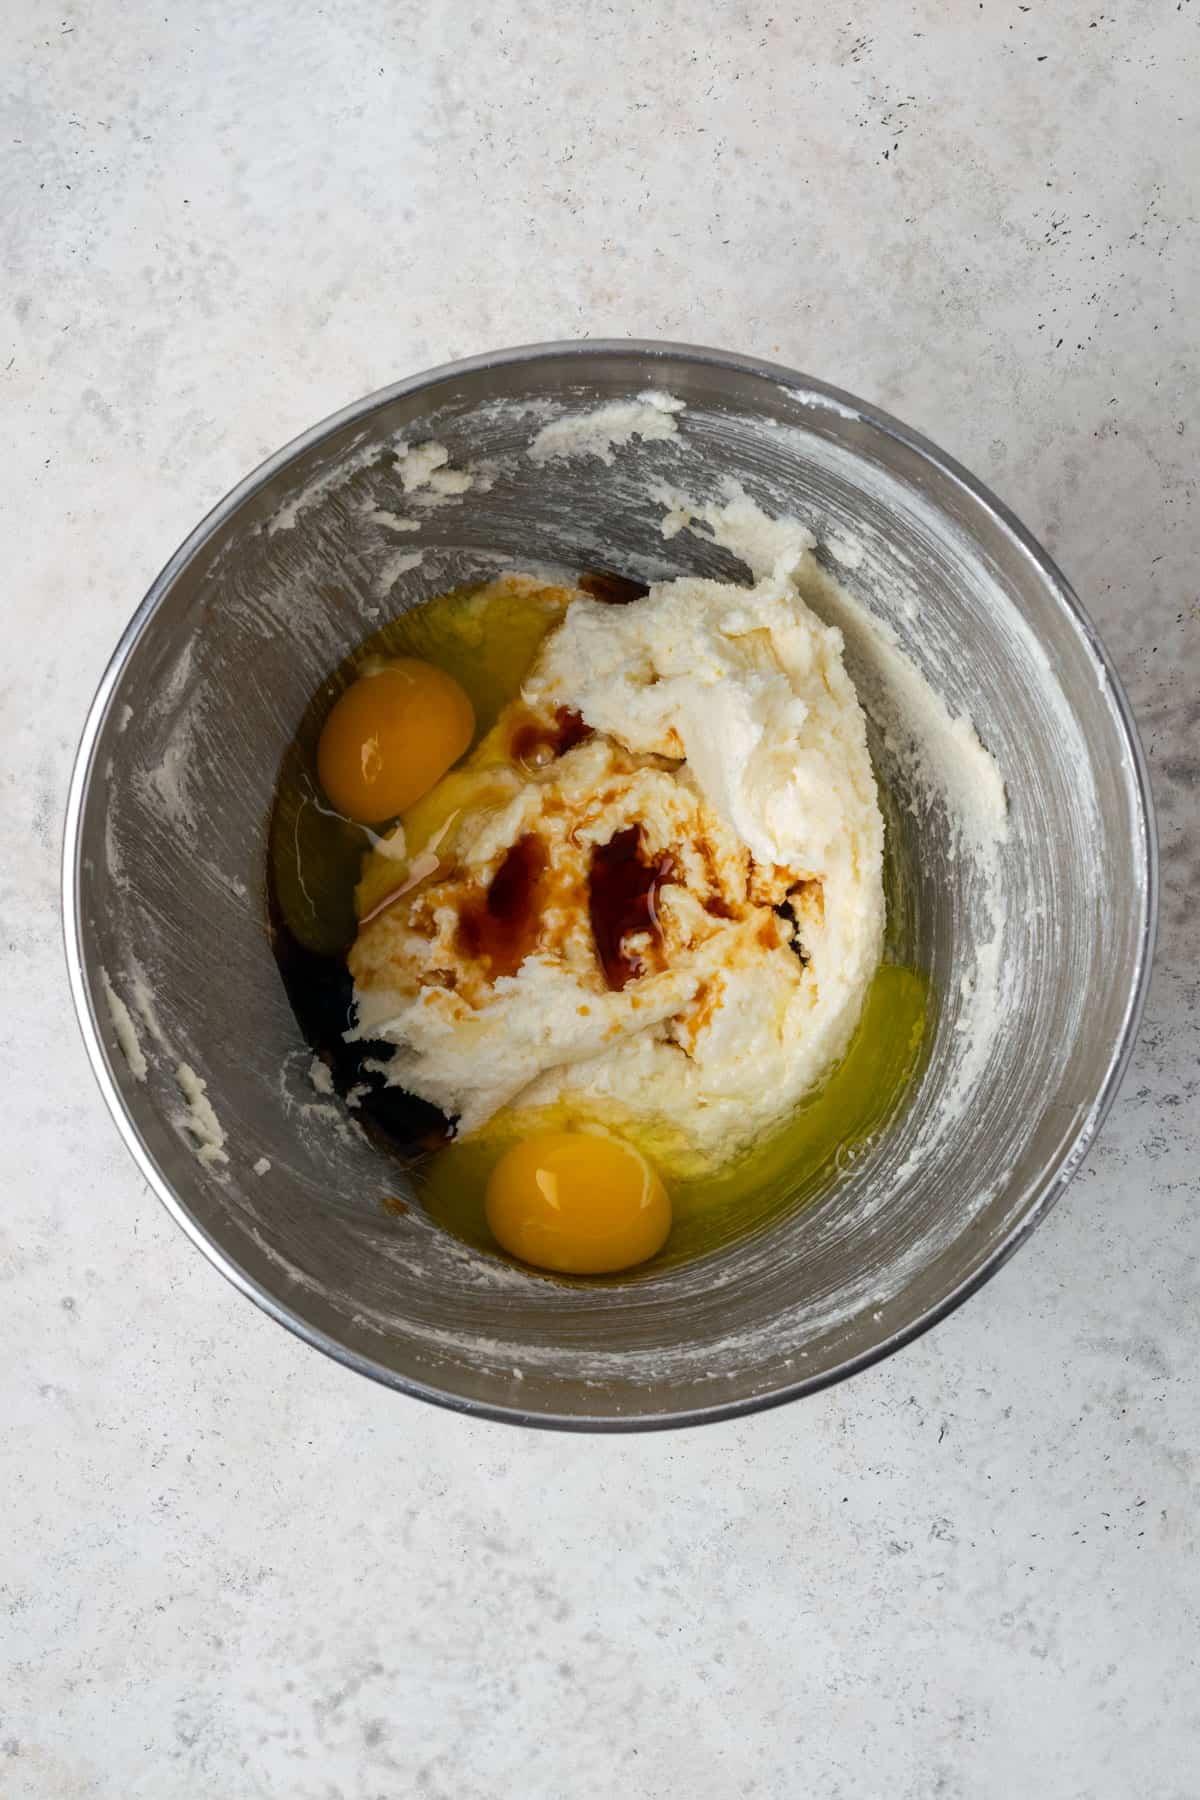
[485,1131,671,1274]
[317,658,474,824]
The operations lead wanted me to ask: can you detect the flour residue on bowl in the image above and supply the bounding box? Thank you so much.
[528,390,685,465]
[268,434,492,538]
[374,548,424,596]
[175,1062,229,1166]
[100,968,147,1082]
[268,435,386,535]
[99,936,238,1177]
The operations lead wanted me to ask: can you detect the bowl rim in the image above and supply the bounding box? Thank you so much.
[61,337,1159,1432]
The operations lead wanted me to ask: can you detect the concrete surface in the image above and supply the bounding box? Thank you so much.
[2,2,1197,1796]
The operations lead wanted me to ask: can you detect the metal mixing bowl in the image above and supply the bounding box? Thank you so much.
[63,342,1156,1430]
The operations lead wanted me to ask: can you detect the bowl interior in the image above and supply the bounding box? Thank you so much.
[66,346,1152,1427]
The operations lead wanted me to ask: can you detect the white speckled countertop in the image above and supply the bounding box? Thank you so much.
[3,3,1197,1795]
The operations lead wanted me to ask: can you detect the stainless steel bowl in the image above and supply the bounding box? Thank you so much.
[63,341,1156,1430]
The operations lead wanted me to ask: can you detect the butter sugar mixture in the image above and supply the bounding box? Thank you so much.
[348,551,885,1177]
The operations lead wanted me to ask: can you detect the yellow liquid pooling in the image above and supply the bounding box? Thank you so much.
[422,960,928,1273]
